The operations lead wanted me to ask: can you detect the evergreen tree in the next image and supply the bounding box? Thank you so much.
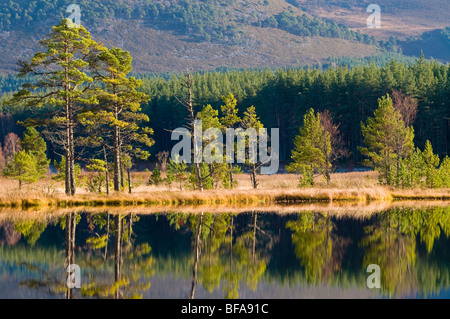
[85,159,107,193]
[9,19,106,195]
[438,156,450,188]
[241,105,264,189]
[360,94,414,185]
[3,150,39,189]
[85,47,153,192]
[198,104,224,189]
[286,108,331,186]
[422,140,440,188]
[165,157,188,190]
[21,127,49,178]
[219,93,241,188]
[148,164,162,186]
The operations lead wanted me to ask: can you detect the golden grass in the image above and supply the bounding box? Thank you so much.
[1,200,449,224]
[0,171,449,209]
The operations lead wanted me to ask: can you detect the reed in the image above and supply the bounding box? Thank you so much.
[0,172,448,208]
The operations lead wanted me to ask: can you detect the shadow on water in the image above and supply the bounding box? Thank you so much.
[1,206,450,298]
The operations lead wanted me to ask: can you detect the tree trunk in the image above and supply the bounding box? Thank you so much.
[229,163,234,188]
[127,168,132,194]
[127,214,132,244]
[114,214,122,299]
[190,212,203,299]
[64,44,73,196]
[103,146,109,195]
[251,164,258,189]
[65,148,71,195]
[185,72,203,192]
[113,122,120,192]
[104,213,110,261]
[65,213,76,299]
[252,213,257,264]
[69,122,76,196]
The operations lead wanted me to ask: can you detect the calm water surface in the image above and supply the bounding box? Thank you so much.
[1,207,450,299]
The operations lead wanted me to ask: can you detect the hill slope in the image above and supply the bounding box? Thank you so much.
[0,0,447,74]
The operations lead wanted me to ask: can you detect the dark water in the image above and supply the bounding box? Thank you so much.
[1,207,450,299]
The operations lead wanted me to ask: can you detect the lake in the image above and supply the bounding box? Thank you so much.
[1,206,450,299]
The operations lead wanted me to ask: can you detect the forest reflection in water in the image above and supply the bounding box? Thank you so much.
[1,206,450,299]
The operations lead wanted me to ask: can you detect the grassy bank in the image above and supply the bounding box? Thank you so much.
[0,172,449,209]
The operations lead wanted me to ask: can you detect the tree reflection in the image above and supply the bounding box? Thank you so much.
[361,207,450,296]
[65,212,77,299]
[80,213,154,299]
[5,207,450,299]
[182,212,268,299]
[286,212,335,284]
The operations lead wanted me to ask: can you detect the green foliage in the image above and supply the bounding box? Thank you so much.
[189,163,213,190]
[3,150,39,188]
[438,156,450,188]
[147,164,162,186]
[422,140,440,188]
[14,220,47,246]
[265,11,376,45]
[220,93,241,129]
[360,94,414,185]
[286,109,331,186]
[286,213,333,284]
[4,58,450,166]
[0,0,380,46]
[86,235,108,249]
[165,157,188,190]
[21,127,50,177]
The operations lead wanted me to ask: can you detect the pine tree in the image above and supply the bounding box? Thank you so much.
[422,140,440,188]
[148,164,162,186]
[21,127,50,178]
[198,104,224,189]
[360,94,414,185]
[165,157,188,190]
[9,19,106,195]
[85,159,107,193]
[241,105,264,189]
[3,150,39,189]
[84,47,153,192]
[438,156,450,188]
[219,93,241,188]
[286,108,331,186]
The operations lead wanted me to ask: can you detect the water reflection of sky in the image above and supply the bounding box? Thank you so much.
[0,208,449,299]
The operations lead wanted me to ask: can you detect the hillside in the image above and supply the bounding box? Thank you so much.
[291,0,450,39]
[0,0,448,74]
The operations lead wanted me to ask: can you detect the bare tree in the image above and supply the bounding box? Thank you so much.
[392,90,418,127]
[0,142,5,170]
[319,110,349,184]
[177,71,203,192]
[156,151,169,173]
[3,132,21,162]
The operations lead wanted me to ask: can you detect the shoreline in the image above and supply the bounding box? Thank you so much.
[0,187,449,210]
